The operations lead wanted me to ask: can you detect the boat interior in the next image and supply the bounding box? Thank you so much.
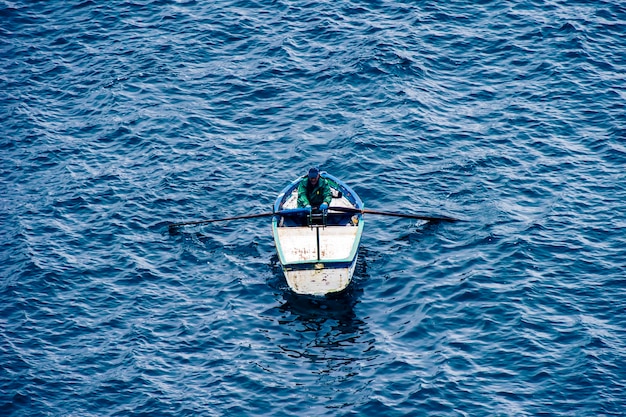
[278,188,358,228]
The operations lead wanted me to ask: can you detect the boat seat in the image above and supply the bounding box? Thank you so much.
[278,211,354,227]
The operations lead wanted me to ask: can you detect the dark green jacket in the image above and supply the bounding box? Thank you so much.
[297,176,332,208]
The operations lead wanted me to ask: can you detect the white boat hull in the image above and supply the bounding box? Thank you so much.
[272,173,364,296]
[274,223,360,295]
[282,256,357,296]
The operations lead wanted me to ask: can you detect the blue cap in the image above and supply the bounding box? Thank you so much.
[308,167,320,179]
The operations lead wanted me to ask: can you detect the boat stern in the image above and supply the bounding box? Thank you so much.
[282,259,357,296]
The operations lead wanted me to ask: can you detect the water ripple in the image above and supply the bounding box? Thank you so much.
[2,0,626,416]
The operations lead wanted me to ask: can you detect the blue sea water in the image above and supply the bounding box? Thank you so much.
[2,0,626,415]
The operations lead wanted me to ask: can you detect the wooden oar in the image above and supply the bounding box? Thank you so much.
[168,208,310,233]
[329,206,460,223]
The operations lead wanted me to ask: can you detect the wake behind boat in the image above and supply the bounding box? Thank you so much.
[272,172,364,296]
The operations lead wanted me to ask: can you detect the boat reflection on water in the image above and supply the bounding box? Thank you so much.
[278,288,362,328]
[274,284,372,362]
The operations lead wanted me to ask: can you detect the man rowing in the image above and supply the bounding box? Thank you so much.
[297,167,332,212]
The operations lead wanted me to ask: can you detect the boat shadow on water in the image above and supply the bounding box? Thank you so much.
[275,286,369,357]
[278,286,361,322]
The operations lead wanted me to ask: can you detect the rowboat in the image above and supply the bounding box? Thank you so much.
[272,172,364,296]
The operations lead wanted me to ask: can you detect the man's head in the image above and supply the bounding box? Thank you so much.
[308,167,320,184]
